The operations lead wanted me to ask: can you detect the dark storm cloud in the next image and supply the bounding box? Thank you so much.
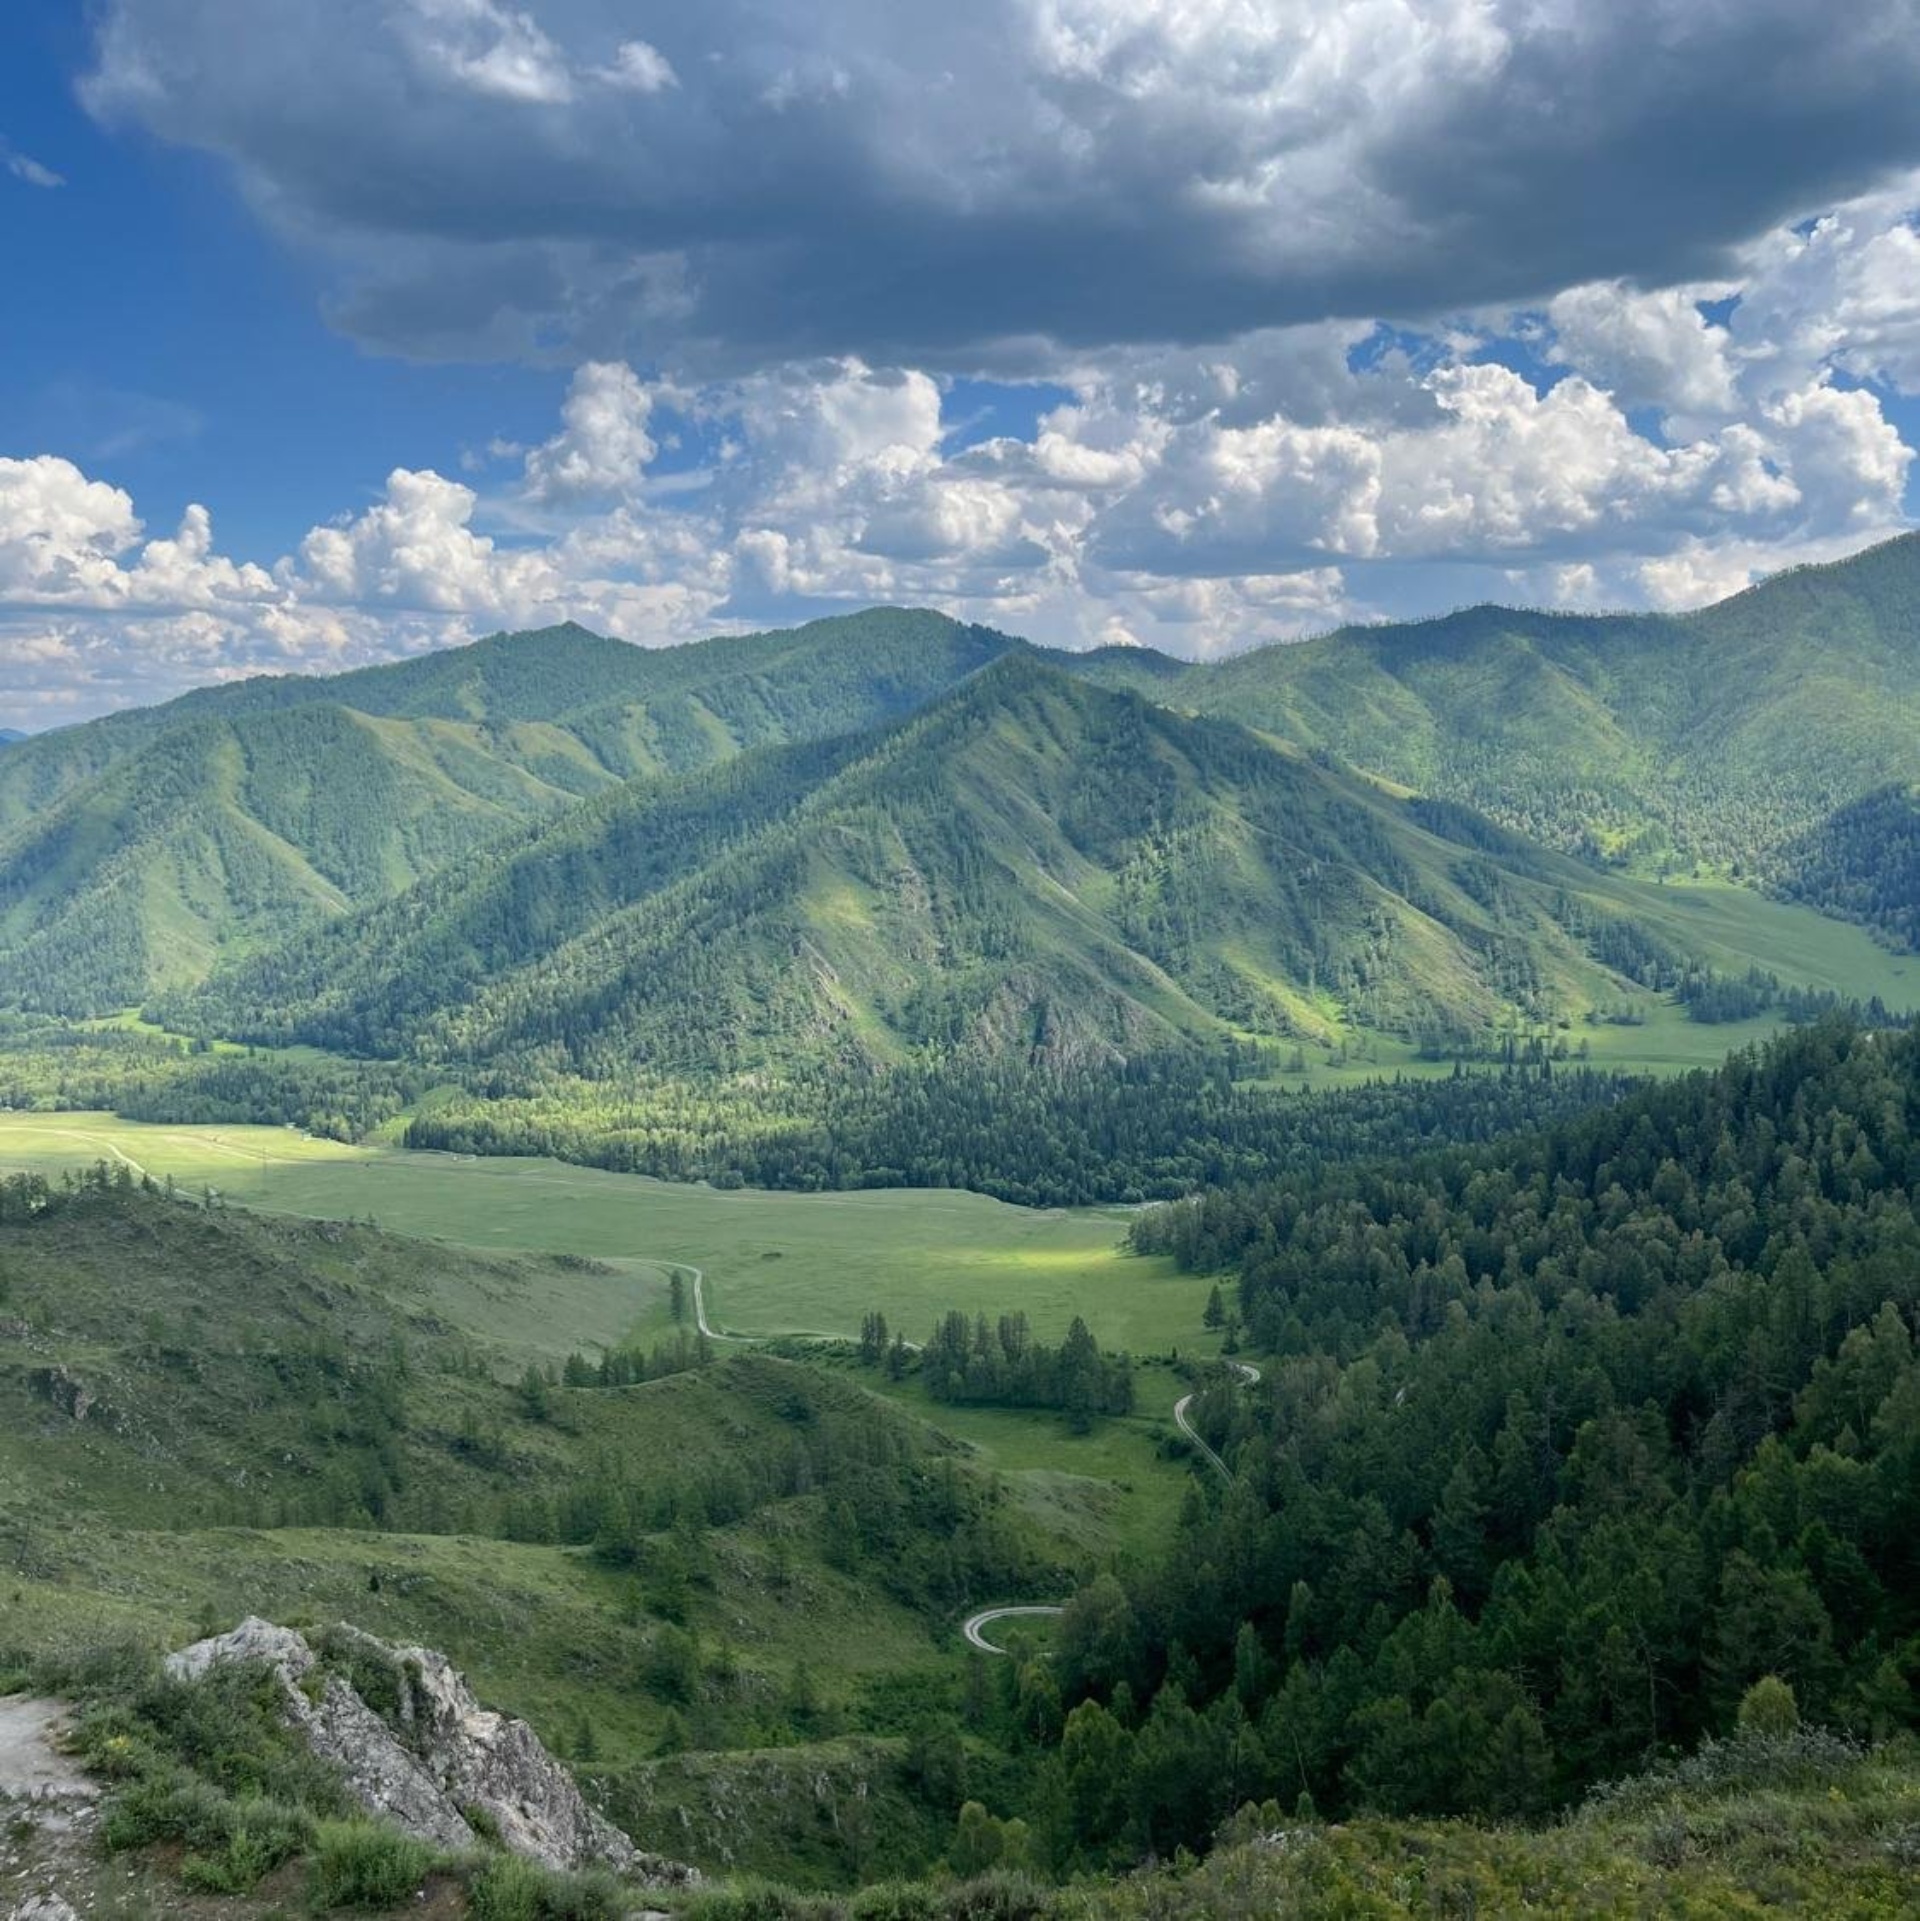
[82,0,1920,370]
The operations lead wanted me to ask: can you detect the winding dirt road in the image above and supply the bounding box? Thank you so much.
[963,1357,1264,1655]
[686,1265,742,1344]
[1172,1360,1262,1481]
[962,1605,1066,1654]
[687,1264,1260,1654]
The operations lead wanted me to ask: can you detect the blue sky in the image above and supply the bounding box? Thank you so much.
[3,3,563,562]
[5,1,1920,724]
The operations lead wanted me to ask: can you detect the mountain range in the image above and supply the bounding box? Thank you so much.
[5,536,1920,1068]
[0,610,1012,1009]
[1080,532,1920,882]
[171,654,1864,1081]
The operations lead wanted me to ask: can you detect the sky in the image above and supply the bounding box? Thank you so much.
[4,1,1920,726]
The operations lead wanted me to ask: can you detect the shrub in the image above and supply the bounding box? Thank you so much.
[27,1634,157,1699]
[100,1772,238,1856]
[683,1884,832,1920]
[179,1797,314,1893]
[305,1820,440,1909]
[462,1800,505,1846]
[466,1853,626,1921]
[934,1875,1052,1921]
[849,1885,939,1919]
[1737,1675,1801,1739]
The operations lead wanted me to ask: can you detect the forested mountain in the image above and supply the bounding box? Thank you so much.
[1079,532,1920,909]
[0,609,1018,1011]
[8,534,1920,1030]
[0,703,587,1008]
[1013,1018,1920,1855]
[1774,783,1920,952]
[172,656,1812,1080]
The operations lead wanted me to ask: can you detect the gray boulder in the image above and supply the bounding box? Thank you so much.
[10,1898,80,1921]
[166,1618,695,1886]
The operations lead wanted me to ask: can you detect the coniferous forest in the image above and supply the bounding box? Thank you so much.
[1070,1022,1920,1845]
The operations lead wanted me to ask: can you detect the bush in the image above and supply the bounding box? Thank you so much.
[1583,1727,1869,1818]
[313,1625,420,1735]
[932,1876,1052,1921]
[681,1877,1055,1921]
[306,1820,440,1910]
[101,1772,238,1856]
[27,1634,158,1700]
[1737,1675,1801,1739]
[179,1798,314,1893]
[466,1853,626,1921]
[683,1885,832,1920]
[849,1886,939,1919]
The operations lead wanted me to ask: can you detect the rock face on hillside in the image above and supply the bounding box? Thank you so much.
[166,1619,695,1886]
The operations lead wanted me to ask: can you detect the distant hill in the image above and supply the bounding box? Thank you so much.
[0,728,25,746]
[1078,533,1920,902]
[0,610,1019,1010]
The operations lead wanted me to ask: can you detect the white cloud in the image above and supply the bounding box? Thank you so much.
[598,40,676,94]
[521,361,663,502]
[6,167,1920,721]
[1544,284,1741,428]
[1733,184,1920,395]
[2,140,65,189]
[0,456,276,611]
[0,458,142,598]
[401,0,573,104]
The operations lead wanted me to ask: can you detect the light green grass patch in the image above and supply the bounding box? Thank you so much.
[0,1115,1205,1355]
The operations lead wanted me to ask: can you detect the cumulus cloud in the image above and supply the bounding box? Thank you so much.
[7,161,1920,722]
[521,361,664,502]
[79,1,1920,369]
[0,457,276,610]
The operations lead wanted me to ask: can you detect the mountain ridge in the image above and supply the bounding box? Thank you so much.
[0,609,1025,1011]
[173,651,1903,1088]
[6,533,1920,1024]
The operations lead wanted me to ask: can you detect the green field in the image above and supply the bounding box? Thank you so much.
[0,1112,1218,1587]
[0,1112,1208,1356]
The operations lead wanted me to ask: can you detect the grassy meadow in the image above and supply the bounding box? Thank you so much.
[0,1112,1207,1356]
[0,1111,1219,1597]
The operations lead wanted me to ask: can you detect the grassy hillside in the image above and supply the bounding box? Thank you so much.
[1041,1735,1920,1919]
[172,655,1920,1096]
[0,1171,1118,1888]
[1077,532,1920,895]
[0,612,1019,1013]
[10,1034,1920,1913]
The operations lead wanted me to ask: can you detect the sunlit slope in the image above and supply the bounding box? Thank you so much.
[0,610,1019,1011]
[1078,531,1920,886]
[176,656,1920,1083]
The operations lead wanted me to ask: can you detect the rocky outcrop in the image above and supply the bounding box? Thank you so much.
[165,1619,696,1887]
[9,1895,80,1921]
[28,1368,94,1424]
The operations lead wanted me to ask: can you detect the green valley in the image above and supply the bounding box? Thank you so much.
[5,543,1920,1917]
